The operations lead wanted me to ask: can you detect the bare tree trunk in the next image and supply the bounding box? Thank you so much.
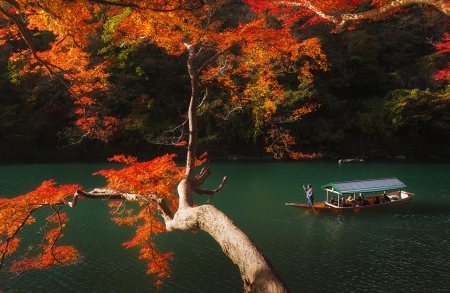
[167,179,290,293]
[184,42,200,182]
[169,42,290,292]
[74,180,290,292]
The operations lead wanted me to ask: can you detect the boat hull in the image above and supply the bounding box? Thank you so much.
[286,192,415,213]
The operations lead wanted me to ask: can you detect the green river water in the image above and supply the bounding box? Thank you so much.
[1,159,450,292]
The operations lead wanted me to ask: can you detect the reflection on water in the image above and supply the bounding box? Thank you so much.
[1,160,450,292]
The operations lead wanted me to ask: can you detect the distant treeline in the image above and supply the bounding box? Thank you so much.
[1,4,449,160]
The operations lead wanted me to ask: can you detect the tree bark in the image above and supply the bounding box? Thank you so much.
[184,42,200,182]
[166,179,290,293]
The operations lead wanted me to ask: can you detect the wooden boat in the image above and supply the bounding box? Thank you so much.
[286,177,415,213]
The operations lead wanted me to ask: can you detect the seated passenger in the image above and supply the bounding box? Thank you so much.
[383,193,391,202]
[339,198,347,207]
[348,194,356,207]
[374,196,381,204]
[330,195,336,205]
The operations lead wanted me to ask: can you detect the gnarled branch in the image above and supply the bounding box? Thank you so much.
[275,0,450,30]
[194,167,212,186]
[67,189,174,221]
[194,176,228,203]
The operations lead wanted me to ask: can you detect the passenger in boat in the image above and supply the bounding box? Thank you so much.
[330,195,336,205]
[358,193,365,206]
[348,195,356,207]
[362,193,370,206]
[303,184,314,207]
[339,198,346,207]
[374,196,381,204]
[383,193,391,202]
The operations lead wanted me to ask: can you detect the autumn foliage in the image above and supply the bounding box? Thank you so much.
[0,154,185,287]
[434,33,450,81]
[1,0,450,291]
[98,154,184,287]
[0,180,81,271]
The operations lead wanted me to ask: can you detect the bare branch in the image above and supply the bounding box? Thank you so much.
[146,117,188,146]
[67,189,174,221]
[2,0,19,10]
[197,44,236,75]
[46,206,65,265]
[275,0,450,30]
[197,87,209,110]
[194,176,228,203]
[194,166,212,187]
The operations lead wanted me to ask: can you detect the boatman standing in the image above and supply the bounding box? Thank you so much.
[303,184,314,207]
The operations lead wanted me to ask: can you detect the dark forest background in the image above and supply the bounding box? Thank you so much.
[1,2,449,161]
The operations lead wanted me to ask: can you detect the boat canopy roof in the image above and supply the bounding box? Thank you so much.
[321,178,406,194]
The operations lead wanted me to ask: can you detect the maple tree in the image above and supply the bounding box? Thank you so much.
[2,0,448,292]
[0,0,330,292]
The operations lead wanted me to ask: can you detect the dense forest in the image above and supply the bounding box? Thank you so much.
[1,0,449,160]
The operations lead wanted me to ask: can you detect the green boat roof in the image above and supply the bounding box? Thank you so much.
[321,177,407,194]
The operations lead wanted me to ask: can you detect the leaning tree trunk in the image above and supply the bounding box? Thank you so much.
[165,43,290,292]
[164,179,290,293]
[74,178,290,292]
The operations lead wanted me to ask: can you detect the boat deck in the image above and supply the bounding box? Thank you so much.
[286,191,415,213]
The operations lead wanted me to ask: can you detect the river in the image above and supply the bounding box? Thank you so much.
[1,159,450,292]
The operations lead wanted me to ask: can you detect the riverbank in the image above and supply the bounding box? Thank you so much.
[1,134,449,161]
